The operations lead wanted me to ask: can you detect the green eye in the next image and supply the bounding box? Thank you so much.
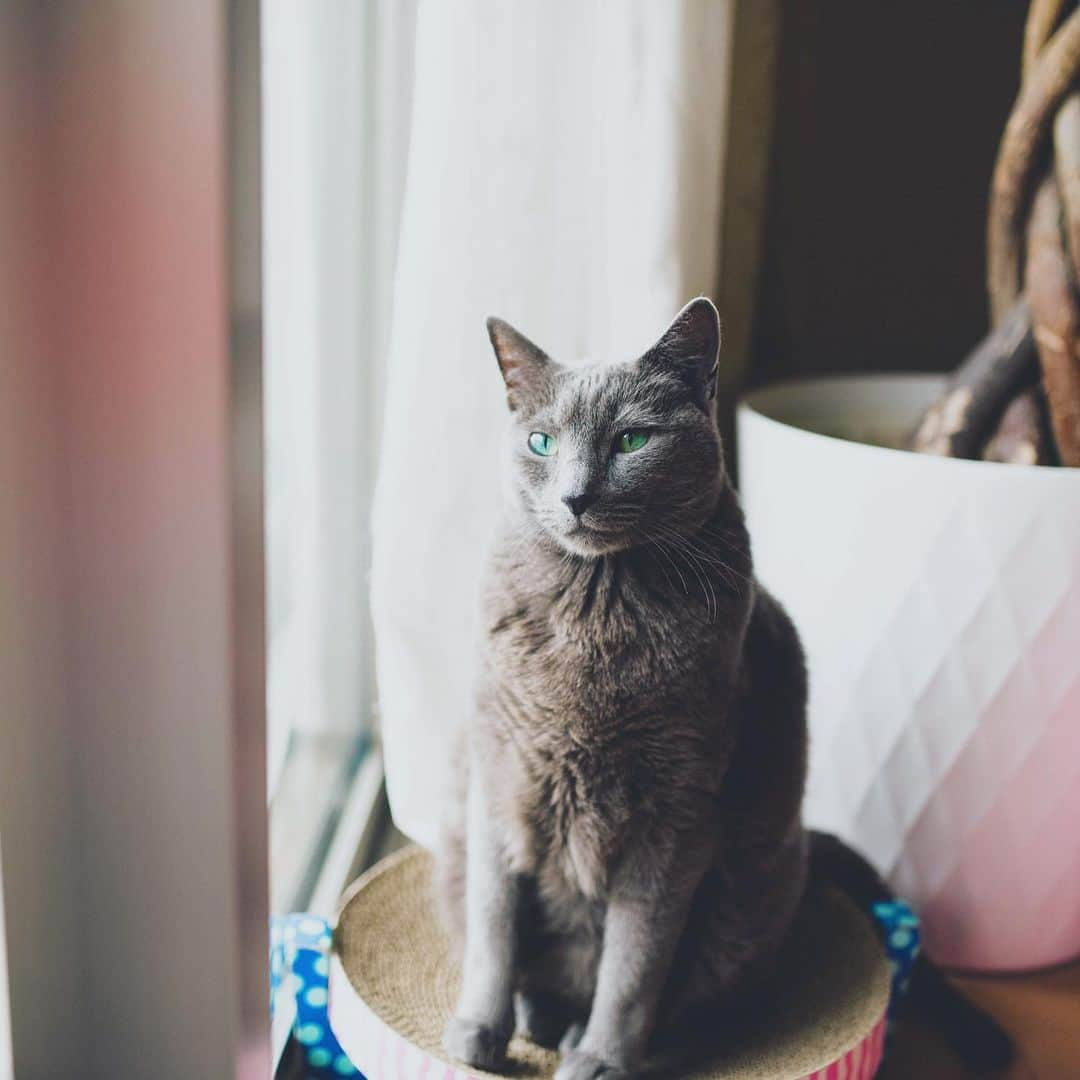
[528,431,557,456]
[616,430,651,453]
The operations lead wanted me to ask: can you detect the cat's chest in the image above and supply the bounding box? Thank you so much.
[488,580,701,720]
[510,738,633,901]
[483,553,737,896]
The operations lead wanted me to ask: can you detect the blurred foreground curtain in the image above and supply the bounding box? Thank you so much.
[372,0,737,848]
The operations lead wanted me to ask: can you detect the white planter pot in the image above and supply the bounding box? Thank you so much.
[737,374,1080,971]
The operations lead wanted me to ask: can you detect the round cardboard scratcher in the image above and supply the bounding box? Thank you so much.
[330,847,889,1080]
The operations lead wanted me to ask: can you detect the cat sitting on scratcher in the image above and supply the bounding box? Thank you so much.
[437,299,1011,1079]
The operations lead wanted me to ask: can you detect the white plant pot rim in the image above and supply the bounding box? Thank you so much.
[739,372,1080,482]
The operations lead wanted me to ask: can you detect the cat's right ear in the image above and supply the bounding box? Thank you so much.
[640,297,721,413]
[487,317,552,412]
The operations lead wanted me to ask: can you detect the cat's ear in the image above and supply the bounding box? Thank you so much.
[487,317,553,411]
[641,297,721,412]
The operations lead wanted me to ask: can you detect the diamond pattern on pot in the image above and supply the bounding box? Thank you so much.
[817,496,1080,970]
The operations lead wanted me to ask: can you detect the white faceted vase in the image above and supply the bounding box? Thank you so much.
[738,375,1080,971]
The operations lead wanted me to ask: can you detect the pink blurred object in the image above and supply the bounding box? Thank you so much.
[912,676,1080,969]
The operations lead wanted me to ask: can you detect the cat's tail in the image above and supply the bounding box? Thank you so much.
[809,830,1015,1073]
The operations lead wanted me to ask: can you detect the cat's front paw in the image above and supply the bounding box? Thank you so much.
[555,1048,634,1080]
[442,1016,511,1071]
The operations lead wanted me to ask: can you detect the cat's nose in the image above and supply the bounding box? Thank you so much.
[562,491,597,517]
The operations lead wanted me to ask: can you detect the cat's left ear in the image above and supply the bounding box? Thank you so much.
[487,317,553,412]
[641,297,721,412]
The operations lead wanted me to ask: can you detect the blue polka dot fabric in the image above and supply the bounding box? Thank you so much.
[271,914,360,1078]
[871,898,921,1037]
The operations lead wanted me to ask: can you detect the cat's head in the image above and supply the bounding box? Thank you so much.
[488,298,724,557]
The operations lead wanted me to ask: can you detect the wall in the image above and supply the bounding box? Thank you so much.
[750,2,1028,384]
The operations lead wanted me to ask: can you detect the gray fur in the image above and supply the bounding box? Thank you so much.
[439,299,808,1078]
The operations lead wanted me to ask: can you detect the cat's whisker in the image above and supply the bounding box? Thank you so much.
[648,522,730,618]
[641,526,717,620]
[641,527,698,596]
[653,521,752,597]
[642,534,689,597]
[644,544,678,595]
[695,523,754,563]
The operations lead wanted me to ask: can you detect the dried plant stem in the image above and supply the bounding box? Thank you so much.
[1024,0,1068,76]
[1053,93,1080,281]
[982,386,1057,464]
[1026,173,1080,464]
[910,299,1038,458]
[987,5,1080,323]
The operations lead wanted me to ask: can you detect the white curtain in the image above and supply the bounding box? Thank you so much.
[372,0,737,848]
[263,0,417,793]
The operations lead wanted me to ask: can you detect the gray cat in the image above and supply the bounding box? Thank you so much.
[437,299,809,1079]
